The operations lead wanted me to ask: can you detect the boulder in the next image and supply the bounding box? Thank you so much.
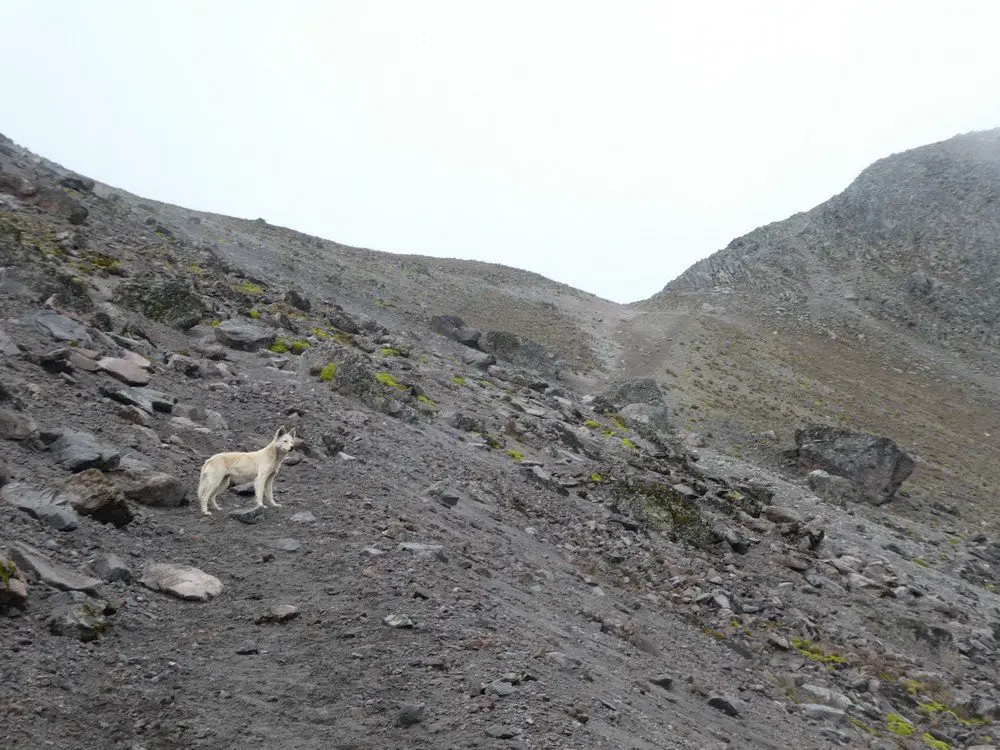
[87,553,132,583]
[592,377,668,414]
[794,425,915,504]
[48,594,110,641]
[100,385,176,415]
[283,289,311,311]
[119,468,187,508]
[113,275,207,330]
[48,430,121,473]
[29,310,93,347]
[141,563,222,601]
[97,357,151,386]
[9,543,101,592]
[431,315,483,347]
[1,482,80,531]
[807,469,862,505]
[479,331,563,380]
[63,468,133,526]
[214,321,276,352]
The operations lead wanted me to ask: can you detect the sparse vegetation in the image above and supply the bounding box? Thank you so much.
[319,363,338,382]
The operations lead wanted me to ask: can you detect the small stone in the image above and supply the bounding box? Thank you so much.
[649,674,674,690]
[384,614,415,628]
[272,538,301,552]
[235,643,259,655]
[397,542,444,556]
[256,604,300,624]
[707,694,741,717]
[229,506,265,524]
[768,634,791,650]
[485,726,520,739]
[485,680,515,697]
[88,553,132,583]
[0,408,37,440]
[396,702,425,727]
[290,510,316,523]
[799,703,846,723]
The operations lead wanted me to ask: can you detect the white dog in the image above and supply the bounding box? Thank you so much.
[198,427,297,516]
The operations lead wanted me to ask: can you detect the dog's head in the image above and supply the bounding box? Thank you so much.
[273,426,297,453]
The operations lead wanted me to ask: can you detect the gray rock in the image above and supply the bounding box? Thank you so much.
[799,703,846,723]
[794,424,915,503]
[650,674,674,689]
[283,289,311,312]
[167,354,202,378]
[384,613,415,628]
[290,510,316,523]
[0,408,37,440]
[9,543,101,592]
[214,321,276,352]
[272,538,301,552]
[230,505,265,524]
[29,310,93,347]
[100,386,176,415]
[398,542,444,556]
[485,680,515,697]
[592,377,667,413]
[460,348,495,370]
[116,404,153,427]
[1,482,81,531]
[48,593,110,641]
[96,357,150,386]
[88,552,132,583]
[141,563,223,601]
[114,275,206,330]
[807,469,862,505]
[396,702,425,727]
[707,694,741,717]
[63,468,133,527]
[479,330,563,380]
[49,430,121,472]
[120,469,187,508]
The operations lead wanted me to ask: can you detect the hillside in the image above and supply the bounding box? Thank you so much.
[2,127,1000,750]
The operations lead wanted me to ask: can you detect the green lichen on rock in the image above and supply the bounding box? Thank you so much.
[291,340,311,354]
[381,347,402,357]
[584,419,601,429]
[269,339,289,354]
[233,280,265,296]
[506,449,525,461]
[376,372,407,390]
[590,473,604,483]
[249,308,261,319]
[886,713,914,737]
[920,733,949,750]
[319,363,338,382]
[452,376,467,386]
[622,437,637,450]
[114,274,207,330]
[612,480,717,548]
[791,636,849,666]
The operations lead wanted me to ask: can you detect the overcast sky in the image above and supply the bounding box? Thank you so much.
[2,2,999,303]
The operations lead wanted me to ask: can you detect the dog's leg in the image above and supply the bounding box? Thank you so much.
[253,473,267,508]
[210,477,229,511]
[265,473,281,507]
[198,466,215,516]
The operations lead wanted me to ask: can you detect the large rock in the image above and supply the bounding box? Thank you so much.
[0,408,37,440]
[9,543,102,592]
[479,331,563,380]
[47,430,121,473]
[1,482,81,531]
[431,315,483,347]
[592,377,667,413]
[214,321,276,352]
[141,563,222,602]
[794,425,915,504]
[807,469,862,506]
[97,357,150,386]
[47,591,110,641]
[119,466,187,508]
[100,385,176,415]
[113,275,207,330]
[29,310,93,347]
[63,468,133,526]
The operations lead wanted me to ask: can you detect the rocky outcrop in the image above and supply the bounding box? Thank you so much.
[793,425,915,504]
[479,330,563,380]
[213,321,276,352]
[114,275,207,330]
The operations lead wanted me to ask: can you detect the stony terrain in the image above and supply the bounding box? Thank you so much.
[2,128,1000,750]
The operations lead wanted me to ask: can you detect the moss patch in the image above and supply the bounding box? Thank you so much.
[291,340,311,354]
[886,713,914,737]
[452,376,467,386]
[506,449,525,461]
[376,372,408,390]
[234,280,265,296]
[791,637,849,666]
[269,339,289,354]
[319,363,338,382]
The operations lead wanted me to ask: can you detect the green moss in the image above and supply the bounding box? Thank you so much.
[590,472,604,483]
[249,308,261,319]
[613,481,717,548]
[416,394,435,406]
[601,428,616,437]
[886,713,914,737]
[913,557,930,568]
[319,363,338,382]
[790,637,849,666]
[848,717,875,734]
[506,449,525,461]
[584,419,601,429]
[291,340,311,354]
[234,280,265,296]
[0,558,17,587]
[608,413,629,431]
[376,372,407,390]
[452,376,467,386]
[622,437,638,450]
[190,262,205,276]
[210,319,222,327]
[312,327,330,339]
[380,347,402,357]
[269,339,289,354]
[920,733,949,750]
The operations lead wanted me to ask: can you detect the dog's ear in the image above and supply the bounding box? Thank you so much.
[288,428,297,439]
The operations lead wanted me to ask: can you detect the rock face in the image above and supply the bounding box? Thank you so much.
[114,275,207,330]
[141,563,223,602]
[213,321,276,352]
[660,128,1000,350]
[794,425,915,504]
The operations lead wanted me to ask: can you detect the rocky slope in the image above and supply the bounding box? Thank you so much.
[2,128,1000,750]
